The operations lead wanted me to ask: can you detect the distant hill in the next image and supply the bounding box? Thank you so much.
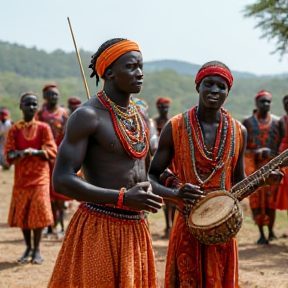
[1,41,287,79]
[144,60,258,78]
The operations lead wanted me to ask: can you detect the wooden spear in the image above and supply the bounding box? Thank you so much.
[67,17,91,99]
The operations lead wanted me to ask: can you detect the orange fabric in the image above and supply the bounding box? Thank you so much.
[96,40,140,77]
[48,204,157,288]
[5,121,56,229]
[276,115,288,210]
[165,111,242,288]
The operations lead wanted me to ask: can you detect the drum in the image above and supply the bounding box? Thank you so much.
[186,190,243,245]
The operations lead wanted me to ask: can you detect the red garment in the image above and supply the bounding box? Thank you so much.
[36,104,70,201]
[5,120,57,229]
[276,115,288,210]
[165,108,242,288]
[243,111,281,225]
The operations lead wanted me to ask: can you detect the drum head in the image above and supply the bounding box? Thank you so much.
[190,195,235,227]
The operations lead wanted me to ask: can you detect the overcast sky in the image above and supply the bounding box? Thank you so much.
[1,0,287,75]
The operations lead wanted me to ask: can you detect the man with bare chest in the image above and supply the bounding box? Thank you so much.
[47,38,162,288]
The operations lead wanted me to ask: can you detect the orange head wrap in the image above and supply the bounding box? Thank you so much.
[255,90,272,101]
[42,84,59,93]
[156,97,171,106]
[195,65,233,91]
[95,40,141,78]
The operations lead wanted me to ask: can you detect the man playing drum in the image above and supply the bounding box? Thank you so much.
[149,61,248,288]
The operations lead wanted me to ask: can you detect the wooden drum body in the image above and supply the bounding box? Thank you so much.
[186,190,243,245]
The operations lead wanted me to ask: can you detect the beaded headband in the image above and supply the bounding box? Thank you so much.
[195,66,233,90]
[255,90,272,101]
[96,40,141,78]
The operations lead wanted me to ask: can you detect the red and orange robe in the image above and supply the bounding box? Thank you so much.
[5,120,57,229]
[276,114,288,210]
[36,104,69,201]
[243,112,282,226]
[165,107,243,288]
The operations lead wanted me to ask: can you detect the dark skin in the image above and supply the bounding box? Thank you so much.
[154,103,170,136]
[6,95,46,264]
[44,87,59,113]
[53,51,163,213]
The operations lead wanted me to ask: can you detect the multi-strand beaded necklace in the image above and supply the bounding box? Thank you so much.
[184,106,235,185]
[98,91,149,159]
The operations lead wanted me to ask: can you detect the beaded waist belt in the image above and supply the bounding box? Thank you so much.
[82,202,148,221]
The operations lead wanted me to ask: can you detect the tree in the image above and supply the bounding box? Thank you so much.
[244,0,288,56]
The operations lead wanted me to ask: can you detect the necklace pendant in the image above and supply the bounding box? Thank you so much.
[134,142,146,152]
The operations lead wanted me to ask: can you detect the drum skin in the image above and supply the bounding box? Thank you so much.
[186,190,243,245]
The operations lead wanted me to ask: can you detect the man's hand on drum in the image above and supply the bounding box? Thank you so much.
[174,183,205,208]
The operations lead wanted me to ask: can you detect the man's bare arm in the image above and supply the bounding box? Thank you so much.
[52,107,120,205]
[148,122,204,206]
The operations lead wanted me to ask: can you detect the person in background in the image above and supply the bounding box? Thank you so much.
[5,92,57,264]
[36,84,69,235]
[242,90,283,244]
[154,97,176,238]
[276,94,288,238]
[154,97,171,136]
[67,97,82,115]
[0,109,12,170]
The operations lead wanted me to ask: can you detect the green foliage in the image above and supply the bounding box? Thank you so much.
[244,0,288,56]
[0,41,287,123]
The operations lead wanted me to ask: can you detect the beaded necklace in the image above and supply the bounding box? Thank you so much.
[98,91,149,159]
[16,120,37,141]
[185,106,235,185]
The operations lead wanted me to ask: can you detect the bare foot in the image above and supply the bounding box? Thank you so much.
[256,236,269,245]
[268,231,278,241]
[18,247,32,264]
[31,249,44,264]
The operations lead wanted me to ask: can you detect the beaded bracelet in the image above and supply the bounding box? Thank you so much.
[117,188,126,208]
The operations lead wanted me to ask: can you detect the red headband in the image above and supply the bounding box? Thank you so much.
[255,90,272,101]
[68,97,82,105]
[96,40,141,78]
[43,84,59,93]
[157,97,171,105]
[0,109,10,119]
[195,66,233,90]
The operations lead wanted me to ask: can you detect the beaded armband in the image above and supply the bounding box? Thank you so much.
[117,188,126,208]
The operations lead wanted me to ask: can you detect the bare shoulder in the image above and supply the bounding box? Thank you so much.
[66,97,103,139]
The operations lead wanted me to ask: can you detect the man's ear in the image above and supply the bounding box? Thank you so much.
[196,85,200,93]
[105,69,114,80]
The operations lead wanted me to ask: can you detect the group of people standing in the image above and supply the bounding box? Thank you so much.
[1,37,288,288]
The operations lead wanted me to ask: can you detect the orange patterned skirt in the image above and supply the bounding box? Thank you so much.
[48,203,157,288]
[165,211,239,288]
[8,185,53,230]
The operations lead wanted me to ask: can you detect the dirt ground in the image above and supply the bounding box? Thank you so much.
[0,167,288,288]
